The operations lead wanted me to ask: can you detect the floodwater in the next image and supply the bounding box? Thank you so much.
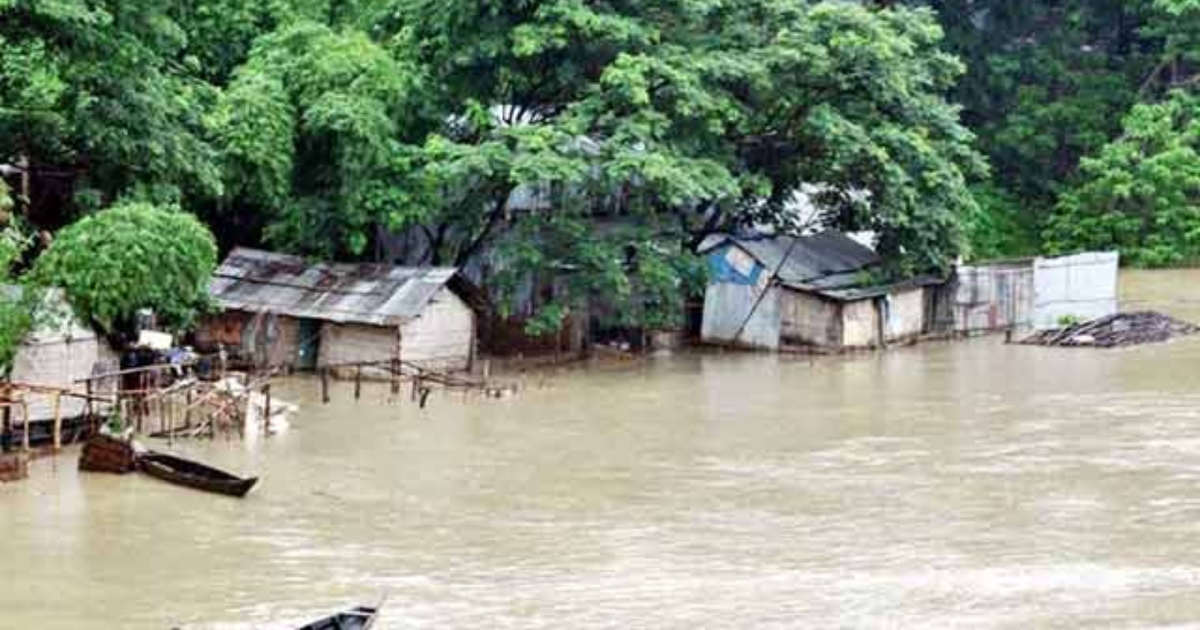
[3,271,1200,629]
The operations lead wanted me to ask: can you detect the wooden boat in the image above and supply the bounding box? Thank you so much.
[297,604,381,630]
[137,452,258,497]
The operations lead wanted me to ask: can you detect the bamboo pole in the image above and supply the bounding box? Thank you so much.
[263,383,272,435]
[20,400,30,453]
[52,392,62,451]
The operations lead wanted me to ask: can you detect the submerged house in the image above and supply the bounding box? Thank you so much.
[199,248,476,372]
[698,233,942,352]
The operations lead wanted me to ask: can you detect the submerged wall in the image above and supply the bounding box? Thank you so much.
[779,290,841,349]
[1033,252,1120,329]
[701,244,782,350]
[11,330,118,423]
[884,288,926,343]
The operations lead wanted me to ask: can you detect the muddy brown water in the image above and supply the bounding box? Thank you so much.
[3,270,1200,629]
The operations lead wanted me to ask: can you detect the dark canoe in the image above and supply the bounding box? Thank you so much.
[137,452,258,498]
[297,605,380,630]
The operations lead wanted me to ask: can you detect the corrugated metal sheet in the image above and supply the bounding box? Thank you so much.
[210,248,459,327]
[1032,251,1120,329]
[698,232,881,292]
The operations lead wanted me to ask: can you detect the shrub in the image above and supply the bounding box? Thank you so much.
[33,201,218,334]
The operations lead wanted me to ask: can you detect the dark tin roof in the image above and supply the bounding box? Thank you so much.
[699,232,942,301]
[209,248,459,327]
[700,232,877,287]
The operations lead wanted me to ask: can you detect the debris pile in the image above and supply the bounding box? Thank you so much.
[78,431,139,474]
[1021,311,1199,348]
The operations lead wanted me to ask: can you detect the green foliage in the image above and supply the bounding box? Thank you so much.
[374,0,983,327]
[963,184,1038,261]
[1045,92,1200,267]
[1057,314,1084,327]
[0,221,33,373]
[0,0,224,211]
[209,20,426,257]
[33,201,218,334]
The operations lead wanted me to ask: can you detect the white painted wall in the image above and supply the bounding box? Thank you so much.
[841,299,880,348]
[884,288,925,342]
[399,287,475,370]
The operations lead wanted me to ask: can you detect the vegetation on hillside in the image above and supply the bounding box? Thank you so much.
[1,0,1198,338]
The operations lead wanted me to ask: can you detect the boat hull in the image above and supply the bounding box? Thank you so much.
[297,605,379,630]
[137,452,258,497]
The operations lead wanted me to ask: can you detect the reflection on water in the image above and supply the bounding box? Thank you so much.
[2,271,1200,629]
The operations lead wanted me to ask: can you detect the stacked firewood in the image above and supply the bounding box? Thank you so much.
[1021,311,1199,348]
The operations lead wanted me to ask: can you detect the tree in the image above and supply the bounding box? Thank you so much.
[373,0,983,326]
[33,201,218,334]
[1045,91,1200,266]
[0,185,33,373]
[208,19,427,257]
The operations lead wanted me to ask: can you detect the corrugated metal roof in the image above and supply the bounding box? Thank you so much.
[818,275,945,301]
[699,232,881,289]
[209,248,459,327]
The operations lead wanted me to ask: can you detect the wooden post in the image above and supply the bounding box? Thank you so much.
[85,380,94,422]
[354,365,362,400]
[20,400,30,453]
[166,390,174,446]
[263,383,272,435]
[2,404,10,451]
[321,368,330,404]
[390,358,400,394]
[184,387,193,429]
[52,392,63,451]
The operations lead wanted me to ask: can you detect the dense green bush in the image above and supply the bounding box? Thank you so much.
[33,202,218,334]
[1044,92,1200,267]
[0,212,33,374]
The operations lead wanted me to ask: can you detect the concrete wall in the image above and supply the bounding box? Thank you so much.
[1032,251,1119,329]
[779,290,841,348]
[841,299,880,348]
[399,287,475,370]
[883,288,925,342]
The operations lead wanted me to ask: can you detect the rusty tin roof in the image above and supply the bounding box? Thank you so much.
[209,248,459,327]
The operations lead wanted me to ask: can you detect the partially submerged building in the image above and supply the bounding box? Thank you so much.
[698,233,942,352]
[200,248,477,372]
[6,288,117,422]
[933,251,1120,334]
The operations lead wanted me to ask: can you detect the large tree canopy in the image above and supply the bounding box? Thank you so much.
[32,0,1200,331]
[1045,91,1200,266]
